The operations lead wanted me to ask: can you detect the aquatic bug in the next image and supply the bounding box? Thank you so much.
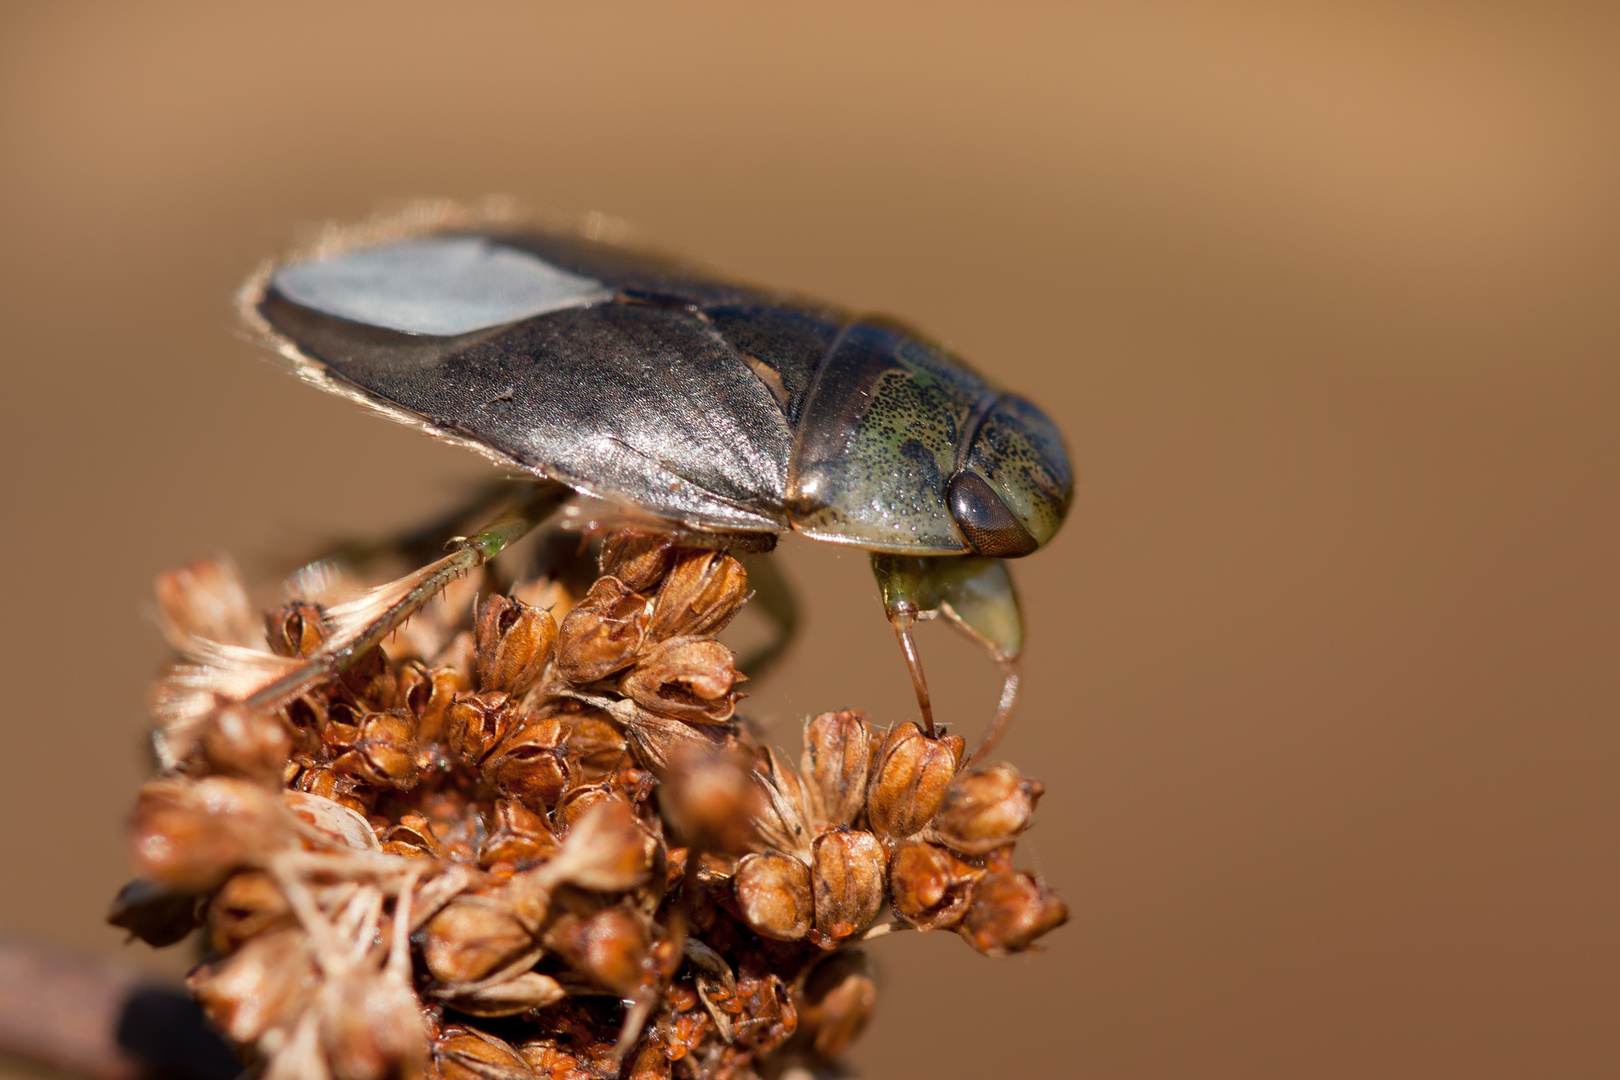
[240,207,1072,754]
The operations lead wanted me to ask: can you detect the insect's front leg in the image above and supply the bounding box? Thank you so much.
[869,554,1025,761]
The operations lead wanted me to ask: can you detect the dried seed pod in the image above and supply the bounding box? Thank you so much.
[810,828,886,946]
[200,705,292,784]
[621,706,733,776]
[554,576,650,683]
[154,558,259,648]
[750,747,813,859]
[474,593,557,697]
[482,718,572,810]
[643,549,748,642]
[106,879,200,947]
[733,852,813,941]
[542,901,650,997]
[865,722,963,839]
[558,705,627,780]
[380,811,448,859]
[621,637,742,724]
[446,691,520,769]
[957,869,1069,956]
[292,761,371,815]
[657,744,762,856]
[187,927,317,1044]
[434,1027,536,1080]
[599,528,676,592]
[322,968,430,1080]
[264,599,328,658]
[928,762,1043,855]
[333,709,420,789]
[538,797,655,892]
[888,838,981,932]
[208,870,295,953]
[800,709,873,829]
[131,776,296,891]
[478,799,560,871]
[798,950,876,1058]
[396,660,468,747]
[420,888,538,986]
[441,971,568,1018]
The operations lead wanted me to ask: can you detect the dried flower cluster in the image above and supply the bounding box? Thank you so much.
[111,528,1065,1080]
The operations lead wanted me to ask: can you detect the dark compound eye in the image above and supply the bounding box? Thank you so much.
[947,472,1038,558]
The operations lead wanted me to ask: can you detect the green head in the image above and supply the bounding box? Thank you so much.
[947,393,1073,558]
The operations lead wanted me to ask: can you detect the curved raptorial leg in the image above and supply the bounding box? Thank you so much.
[869,554,1024,761]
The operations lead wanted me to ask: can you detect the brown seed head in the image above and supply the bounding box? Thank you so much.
[334,710,420,789]
[957,869,1069,956]
[554,576,651,683]
[929,762,1044,855]
[420,889,536,986]
[621,707,733,776]
[482,718,572,809]
[434,1027,535,1080]
[799,950,876,1058]
[543,901,650,997]
[186,927,317,1044]
[656,744,762,855]
[265,600,328,658]
[810,828,886,947]
[322,968,430,1080]
[396,662,468,748]
[598,528,676,592]
[733,852,813,942]
[131,777,295,890]
[644,550,748,642]
[446,691,520,769]
[887,838,982,931]
[749,746,813,859]
[381,812,448,860]
[800,709,873,829]
[201,705,292,784]
[621,637,742,724]
[208,870,294,953]
[441,971,568,1018]
[474,593,558,697]
[478,799,561,871]
[865,722,963,839]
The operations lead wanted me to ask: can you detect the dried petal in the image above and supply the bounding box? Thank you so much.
[800,709,872,829]
[643,550,748,642]
[733,852,813,941]
[749,747,813,859]
[957,869,1069,956]
[554,577,650,683]
[810,829,886,946]
[621,637,741,724]
[865,722,963,839]
[474,593,557,697]
[928,762,1043,855]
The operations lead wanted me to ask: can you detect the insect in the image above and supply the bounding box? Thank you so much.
[240,206,1072,754]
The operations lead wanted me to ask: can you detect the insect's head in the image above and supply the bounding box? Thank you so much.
[948,393,1073,557]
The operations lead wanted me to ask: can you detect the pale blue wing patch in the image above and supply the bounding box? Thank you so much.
[272,235,613,336]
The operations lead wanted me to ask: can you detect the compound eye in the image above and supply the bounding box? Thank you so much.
[947,472,1038,557]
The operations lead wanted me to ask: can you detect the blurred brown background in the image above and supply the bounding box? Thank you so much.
[2,2,1616,1077]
